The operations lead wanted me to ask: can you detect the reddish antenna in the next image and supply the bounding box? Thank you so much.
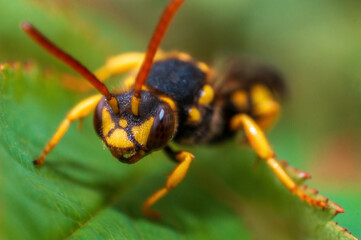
[21,22,119,113]
[131,0,185,116]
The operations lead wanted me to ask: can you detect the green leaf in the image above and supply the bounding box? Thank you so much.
[0,63,357,240]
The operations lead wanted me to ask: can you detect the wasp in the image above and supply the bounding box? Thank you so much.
[22,0,326,218]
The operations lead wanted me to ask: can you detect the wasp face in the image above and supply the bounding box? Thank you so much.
[94,91,177,164]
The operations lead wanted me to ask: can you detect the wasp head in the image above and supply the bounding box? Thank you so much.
[94,91,177,164]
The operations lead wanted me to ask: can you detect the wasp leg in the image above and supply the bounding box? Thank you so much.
[250,84,281,130]
[142,147,194,218]
[62,51,164,92]
[230,114,327,208]
[96,50,163,82]
[253,99,280,130]
[34,94,102,166]
[94,52,146,81]
[61,52,145,91]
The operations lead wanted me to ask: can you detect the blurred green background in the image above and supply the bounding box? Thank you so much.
[0,0,360,239]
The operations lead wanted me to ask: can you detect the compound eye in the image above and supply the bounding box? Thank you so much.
[147,104,175,150]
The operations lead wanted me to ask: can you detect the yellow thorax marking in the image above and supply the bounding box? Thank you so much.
[107,129,134,148]
[187,107,201,124]
[119,119,128,128]
[198,84,214,105]
[132,117,154,145]
[102,108,115,136]
[159,96,176,111]
[231,90,248,110]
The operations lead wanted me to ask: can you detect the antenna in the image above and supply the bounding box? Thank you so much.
[131,0,185,116]
[21,22,119,113]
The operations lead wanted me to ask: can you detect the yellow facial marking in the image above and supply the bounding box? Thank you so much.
[187,107,201,124]
[159,96,177,111]
[231,90,248,110]
[198,84,214,105]
[106,129,134,148]
[119,119,128,128]
[132,117,154,145]
[102,108,115,136]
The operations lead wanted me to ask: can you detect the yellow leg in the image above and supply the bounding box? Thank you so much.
[94,52,145,81]
[142,150,194,218]
[252,99,280,130]
[96,50,164,81]
[250,84,280,130]
[61,52,145,91]
[61,51,164,92]
[230,114,327,208]
[34,94,102,166]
